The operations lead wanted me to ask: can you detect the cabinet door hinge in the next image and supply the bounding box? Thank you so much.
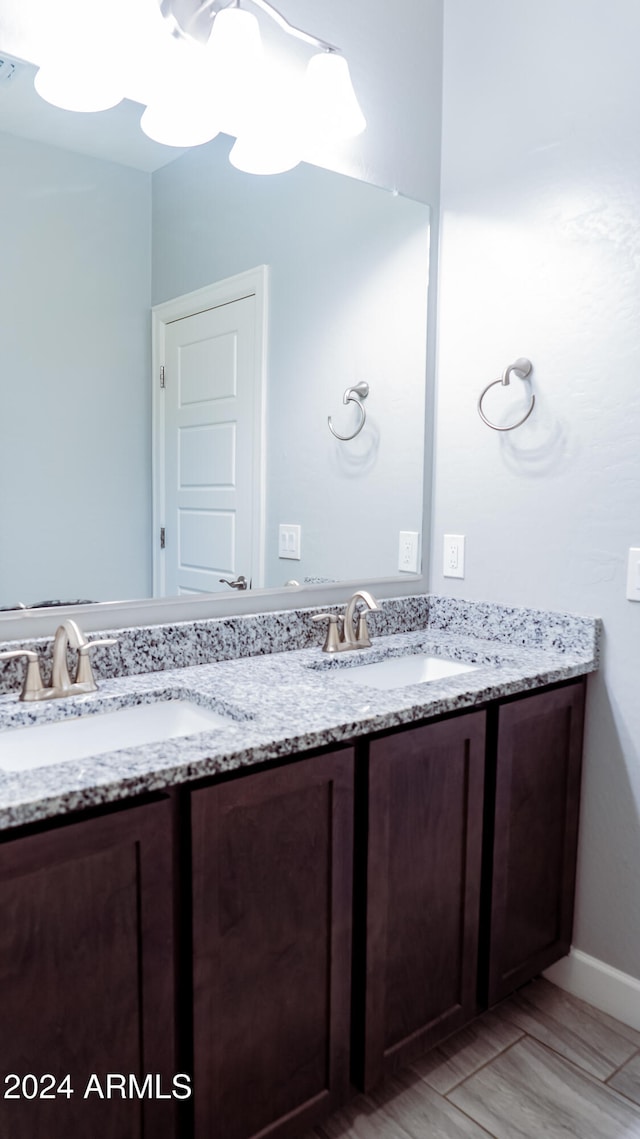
[160,527,166,549]
[160,365,165,389]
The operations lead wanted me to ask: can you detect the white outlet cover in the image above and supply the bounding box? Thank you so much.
[398,530,420,574]
[443,534,465,579]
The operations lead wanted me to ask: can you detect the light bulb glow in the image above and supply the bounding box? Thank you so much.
[140,34,222,148]
[229,135,301,175]
[205,7,264,137]
[302,52,366,142]
[140,102,221,148]
[229,63,303,175]
[34,62,124,112]
[29,0,366,170]
[207,7,263,73]
[33,0,126,113]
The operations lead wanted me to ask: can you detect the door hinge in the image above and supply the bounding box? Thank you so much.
[160,365,165,389]
[160,527,166,549]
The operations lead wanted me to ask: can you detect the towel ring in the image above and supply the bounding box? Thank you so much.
[477,357,535,431]
[328,381,369,441]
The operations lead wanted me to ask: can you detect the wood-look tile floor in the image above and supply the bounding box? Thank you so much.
[306,978,640,1138]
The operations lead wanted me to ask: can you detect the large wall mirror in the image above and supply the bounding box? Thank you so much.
[0,54,430,617]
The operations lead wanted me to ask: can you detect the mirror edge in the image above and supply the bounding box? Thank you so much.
[0,573,429,640]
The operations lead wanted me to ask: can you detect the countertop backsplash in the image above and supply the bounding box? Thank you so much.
[0,595,600,697]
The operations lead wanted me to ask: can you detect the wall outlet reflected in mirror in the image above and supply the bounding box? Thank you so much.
[398,531,420,573]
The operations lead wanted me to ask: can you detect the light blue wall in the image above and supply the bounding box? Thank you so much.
[152,139,430,586]
[0,132,152,606]
[434,0,640,980]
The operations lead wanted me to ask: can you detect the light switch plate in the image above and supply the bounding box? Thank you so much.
[626,547,640,600]
[443,534,465,578]
[278,524,301,560]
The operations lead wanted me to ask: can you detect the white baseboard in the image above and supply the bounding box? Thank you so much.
[544,949,640,1031]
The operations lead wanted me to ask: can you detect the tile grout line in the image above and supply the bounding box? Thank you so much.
[527,1033,640,1113]
[435,1034,526,1093]
[436,1095,501,1139]
[426,1032,527,1098]
[604,1045,640,1085]
[494,1000,640,1084]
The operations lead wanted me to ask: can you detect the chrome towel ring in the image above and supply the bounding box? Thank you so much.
[478,358,535,431]
[328,381,369,441]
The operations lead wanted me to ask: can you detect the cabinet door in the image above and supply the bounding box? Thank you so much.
[0,799,176,1139]
[192,749,354,1139]
[360,712,486,1091]
[486,681,586,1005]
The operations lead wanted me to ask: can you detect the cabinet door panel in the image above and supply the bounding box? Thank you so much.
[192,750,353,1139]
[487,681,586,1004]
[362,712,486,1090]
[0,801,176,1139]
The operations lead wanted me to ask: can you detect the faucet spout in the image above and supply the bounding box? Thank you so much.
[343,590,380,647]
[51,619,88,690]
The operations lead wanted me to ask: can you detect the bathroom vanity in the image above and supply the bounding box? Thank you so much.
[0,596,598,1139]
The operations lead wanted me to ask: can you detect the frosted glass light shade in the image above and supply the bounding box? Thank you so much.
[206,7,264,135]
[140,103,221,148]
[32,0,126,112]
[140,34,222,148]
[207,7,263,74]
[303,52,366,141]
[34,62,124,113]
[229,134,301,175]
[229,64,303,175]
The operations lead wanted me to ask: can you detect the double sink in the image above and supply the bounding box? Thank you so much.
[0,652,478,774]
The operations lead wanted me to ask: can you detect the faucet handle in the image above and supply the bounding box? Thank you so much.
[312,613,344,653]
[355,611,374,648]
[0,649,46,702]
[75,637,118,689]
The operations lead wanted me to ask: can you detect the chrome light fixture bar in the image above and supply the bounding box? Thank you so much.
[32,0,365,175]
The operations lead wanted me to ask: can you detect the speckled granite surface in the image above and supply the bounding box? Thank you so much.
[0,595,600,832]
[0,594,598,694]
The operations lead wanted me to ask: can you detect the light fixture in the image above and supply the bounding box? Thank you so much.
[140,35,222,147]
[31,0,367,174]
[302,52,367,142]
[33,0,127,113]
[205,6,264,138]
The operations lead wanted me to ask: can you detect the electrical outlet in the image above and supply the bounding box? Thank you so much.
[278,524,301,560]
[398,531,420,573]
[443,534,465,578]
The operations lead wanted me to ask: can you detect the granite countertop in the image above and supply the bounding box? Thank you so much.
[0,616,599,832]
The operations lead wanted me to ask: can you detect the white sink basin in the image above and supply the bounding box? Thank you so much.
[338,654,478,691]
[0,700,233,772]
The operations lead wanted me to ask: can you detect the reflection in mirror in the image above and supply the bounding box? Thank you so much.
[0,60,430,609]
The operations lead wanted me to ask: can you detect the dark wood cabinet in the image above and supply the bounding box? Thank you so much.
[0,799,177,1139]
[0,676,588,1139]
[191,748,354,1139]
[357,712,487,1091]
[485,680,586,1005]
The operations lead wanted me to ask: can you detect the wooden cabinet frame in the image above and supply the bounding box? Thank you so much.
[0,676,588,1138]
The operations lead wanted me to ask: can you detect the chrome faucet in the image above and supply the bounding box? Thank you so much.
[0,619,117,702]
[313,590,380,653]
